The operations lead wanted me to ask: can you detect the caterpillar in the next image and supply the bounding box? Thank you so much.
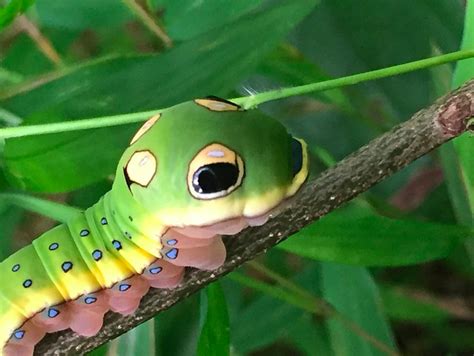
[0,96,309,355]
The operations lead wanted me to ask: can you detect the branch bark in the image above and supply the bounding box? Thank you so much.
[35,79,474,355]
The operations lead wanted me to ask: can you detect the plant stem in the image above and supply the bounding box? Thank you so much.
[0,193,82,222]
[232,50,474,109]
[0,109,160,139]
[1,50,473,140]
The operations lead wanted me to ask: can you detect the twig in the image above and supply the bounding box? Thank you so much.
[15,16,63,67]
[121,0,173,48]
[35,79,474,355]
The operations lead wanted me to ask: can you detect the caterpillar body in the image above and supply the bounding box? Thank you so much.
[0,97,309,355]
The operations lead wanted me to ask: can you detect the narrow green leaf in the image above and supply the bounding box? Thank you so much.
[161,0,263,41]
[231,287,304,353]
[450,0,474,221]
[0,0,34,30]
[320,263,397,356]
[228,272,315,313]
[0,200,22,259]
[1,0,317,192]
[197,282,230,356]
[36,0,132,30]
[279,204,471,266]
[442,0,474,264]
[287,315,331,356]
[380,285,450,323]
[110,319,155,356]
[258,44,352,110]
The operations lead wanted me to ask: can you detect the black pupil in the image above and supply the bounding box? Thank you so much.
[193,163,239,194]
[291,138,303,177]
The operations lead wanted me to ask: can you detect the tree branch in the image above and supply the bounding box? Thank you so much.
[35,79,474,355]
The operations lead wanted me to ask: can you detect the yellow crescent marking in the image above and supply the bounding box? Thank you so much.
[187,143,244,200]
[126,150,157,187]
[194,98,240,112]
[130,113,161,145]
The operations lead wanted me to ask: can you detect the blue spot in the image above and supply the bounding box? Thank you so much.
[48,308,60,318]
[49,242,59,251]
[167,239,177,246]
[84,296,97,304]
[124,231,132,239]
[119,283,131,292]
[62,261,73,273]
[165,248,178,260]
[13,330,25,340]
[150,266,162,275]
[23,279,32,288]
[92,250,103,261]
[112,240,122,250]
[80,229,90,237]
[100,217,108,225]
[12,264,20,272]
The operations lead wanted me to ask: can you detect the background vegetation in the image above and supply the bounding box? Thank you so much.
[0,0,473,355]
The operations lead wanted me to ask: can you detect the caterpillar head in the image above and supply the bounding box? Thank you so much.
[116,97,308,229]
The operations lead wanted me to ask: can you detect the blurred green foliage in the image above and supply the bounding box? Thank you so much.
[0,0,473,355]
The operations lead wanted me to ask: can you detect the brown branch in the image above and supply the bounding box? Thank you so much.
[35,79,474,355]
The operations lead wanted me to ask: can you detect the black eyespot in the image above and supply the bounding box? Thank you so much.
[192,163,239,194]
[291,138,303,177]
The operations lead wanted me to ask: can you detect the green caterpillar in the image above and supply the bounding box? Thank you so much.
[0,97,309,355]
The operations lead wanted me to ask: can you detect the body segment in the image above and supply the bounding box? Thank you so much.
[0,97,309,355]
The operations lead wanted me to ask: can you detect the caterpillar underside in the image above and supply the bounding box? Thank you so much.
[0,192,273,356]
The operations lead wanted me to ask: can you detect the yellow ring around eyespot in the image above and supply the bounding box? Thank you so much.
[187,143,245,200]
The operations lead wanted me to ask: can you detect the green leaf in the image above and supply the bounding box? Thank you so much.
[451,0,474,226]
[161,0,264,41]
[452,0,474,89]
[0,200,22,259]
[197,282,230,356]
[35,0,132,30]
[0,0,34,30]
[380,284,450,323]
[258,44,352,110]
[440,0,474,264]
[278,205,470,266]
[292,0,464,120]
[1,0,317,192]
[320,263,397,356]
[287,315,331,356]
[0,193,81,222]
[232,290,304,353]
[111,319,155,356]
[154,296,201,356]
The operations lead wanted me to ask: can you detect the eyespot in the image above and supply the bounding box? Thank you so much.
[188,143,244,200]
[291,137,303,177]
[124,150,157,188]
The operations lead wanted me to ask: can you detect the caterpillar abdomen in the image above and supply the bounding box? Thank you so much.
[0,192,231,356]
